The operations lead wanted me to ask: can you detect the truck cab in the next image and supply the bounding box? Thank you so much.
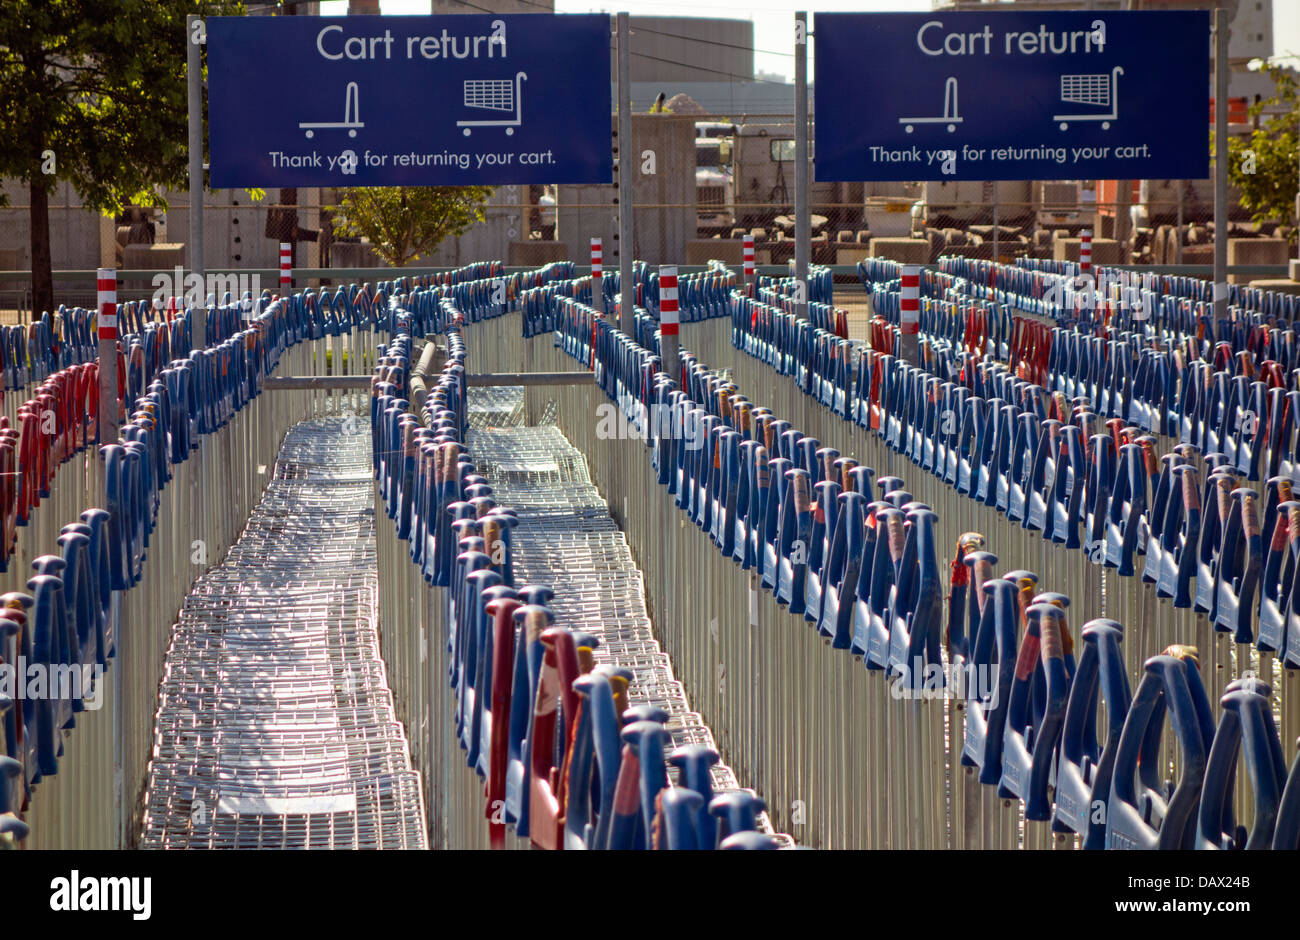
[696,136,735,234]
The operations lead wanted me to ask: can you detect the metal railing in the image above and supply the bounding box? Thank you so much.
[371,293,788,849]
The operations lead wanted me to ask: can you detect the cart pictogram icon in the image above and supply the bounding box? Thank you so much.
[900,77,961,134]
[458,71,528,137]
[1055,66,1123,131]
[300,82,363,139]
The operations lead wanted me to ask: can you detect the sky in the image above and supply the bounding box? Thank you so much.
[319,0,1300,83]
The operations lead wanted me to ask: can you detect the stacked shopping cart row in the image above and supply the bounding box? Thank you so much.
[466,384,525,429]
[717,264,1300,849]
[141,417,427,849]
[468,423,755,803]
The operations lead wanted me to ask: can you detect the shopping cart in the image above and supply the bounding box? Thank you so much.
[467,385,525,429]
[457,72,528,137]
[1054,66,1123,131]
[899,77,961,134]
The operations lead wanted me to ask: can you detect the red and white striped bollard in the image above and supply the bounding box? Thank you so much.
[280,242,292,296]
[590,236,604,315]
[900,263,921,364]
[659,264,680,384]
[97,267,120,445]
[743,234,755,294]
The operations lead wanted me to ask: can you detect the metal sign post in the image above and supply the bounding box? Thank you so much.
[1213,7,1229,326]
[992,186,1000,263]
[98,264,121,849]
[1177,182,1185,264]
[743,233,755,293]
[187,13,205,350]
[617,12,635,335]
[794,11,810,323]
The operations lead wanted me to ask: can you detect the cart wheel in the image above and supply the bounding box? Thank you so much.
[947,123,955,133]
[506,128,514,136]
[305,130,314,139]
[348,129,357,138]
[1059,122,1069,131]
[1102,121,1110,130]
[463,128,472,137]
[904,124,913,134]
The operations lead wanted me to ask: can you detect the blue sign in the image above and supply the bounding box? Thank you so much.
[814,11,1210,182]
[207,14,612,188]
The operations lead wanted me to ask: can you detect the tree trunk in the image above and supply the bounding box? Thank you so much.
[29,180,53,321]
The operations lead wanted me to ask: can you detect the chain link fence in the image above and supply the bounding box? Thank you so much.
[556,194,1285,273]
[506,114,1293,273]
[7,114,1294,323]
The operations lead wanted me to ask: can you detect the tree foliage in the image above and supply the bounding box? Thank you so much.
[1220,65,1299,226]
[333,186,495,267]
[0,0,242,314]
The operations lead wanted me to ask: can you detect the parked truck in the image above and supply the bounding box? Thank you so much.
[1036,181,1085,231]
[696,136,735,234]
[727,123,851,231]
[912,180,1035,231]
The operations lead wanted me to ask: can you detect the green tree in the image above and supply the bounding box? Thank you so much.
[1219,64,1299,230]
[0,0,241,317]
[333,186,495,267]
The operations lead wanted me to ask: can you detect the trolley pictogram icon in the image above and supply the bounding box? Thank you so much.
[1055,66,1123,131]
[300,82,363,139]
[899,77,961,134]
[458,71,528,137]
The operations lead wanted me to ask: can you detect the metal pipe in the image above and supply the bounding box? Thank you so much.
[264,371,595,390]
[263,376,373,390]
[794,10,810,323]
[187,13,205,349]
[617,12,635,335]
[993,186,1000,263]
[465,371,597,387]
[1213,6,1229,326]
[409,337,444,417]
[1177,181,1184,264]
